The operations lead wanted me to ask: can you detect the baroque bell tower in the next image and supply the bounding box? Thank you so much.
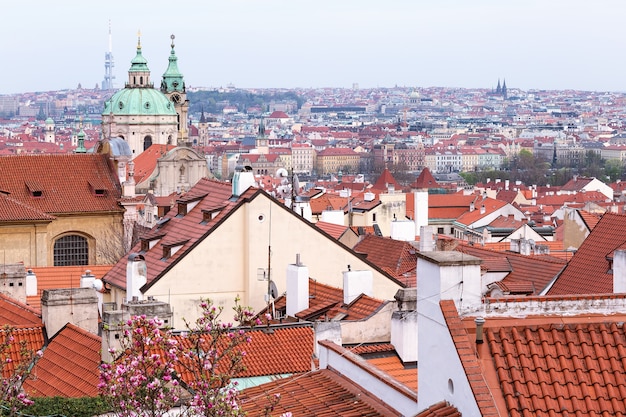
[161,34,189,145]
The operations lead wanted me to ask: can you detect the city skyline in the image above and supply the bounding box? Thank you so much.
[2,0,625,94]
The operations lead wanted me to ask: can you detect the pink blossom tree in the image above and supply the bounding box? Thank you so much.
[99,298,278,417]
[0,325,42,417]
[98,315,181,417]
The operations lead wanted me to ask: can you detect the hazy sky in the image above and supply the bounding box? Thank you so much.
[2,1,624,94]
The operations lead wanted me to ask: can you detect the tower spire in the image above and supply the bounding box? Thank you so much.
[102,20,115,90]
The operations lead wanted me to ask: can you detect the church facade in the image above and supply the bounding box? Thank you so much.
[101,35,188,156]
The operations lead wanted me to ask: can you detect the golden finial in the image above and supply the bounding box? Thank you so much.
[137,30,142,48]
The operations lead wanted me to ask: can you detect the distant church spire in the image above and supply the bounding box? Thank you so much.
[102,20,115,90]
[496,79,502,94]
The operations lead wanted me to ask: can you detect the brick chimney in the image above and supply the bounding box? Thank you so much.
[41,288,99,339]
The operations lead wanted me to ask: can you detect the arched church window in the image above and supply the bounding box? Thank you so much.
[140,76,144,85]
[144,135,153,151]
[53,235,88,266]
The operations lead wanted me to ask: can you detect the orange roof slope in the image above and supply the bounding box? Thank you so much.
[354,235,417,287]
[268,279,386,322]
[315,220,349,240]
[411,167,439,189]
[0,193,55,222]
[371,167,402,192]
[28,265,113,310]
[416,401,461,417]
[548,212,626,295]
[174,325,314,380]
[132,144,176,184]
[487,321,626,416]
[239,368,401,416]
[0,326,45,378]
[0,293,41,326]
[0,154,122,214]
[24,323,100,398]
[457,243,566,295]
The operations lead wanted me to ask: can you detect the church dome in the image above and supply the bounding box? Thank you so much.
[103,87,176,116]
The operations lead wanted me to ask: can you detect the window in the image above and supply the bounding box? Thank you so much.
[437,227,444,234]
[144,135,153,151]
[54,235,88,266]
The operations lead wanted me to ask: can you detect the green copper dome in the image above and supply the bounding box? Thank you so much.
[129,38,149,73]
[103,88,176,116]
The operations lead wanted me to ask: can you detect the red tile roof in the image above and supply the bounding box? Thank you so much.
[455,198,508,226]
[0,193,55,222]
[24,323,100,398]
[411,167,439,189]
[173,325,314,381]
[0,325,45,378]
[315,221,349,240]
[239,368,402,416]
[267,279,387,322]
[416,401,461,417]
[548,213,626,295]
[0,293,42,326]
[487,319,626,416]
[366,354,417,392]
[131,144,176,184]
[353,235,417,287]
[0,154,122,214]
[28,265,113,311]
[440,300,499,416]
[372,168,402,192]
[457,242,566,295]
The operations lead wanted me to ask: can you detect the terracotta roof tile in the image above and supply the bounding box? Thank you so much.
[0,193,56,222]
[315,221,349,240]
[132,144,176,184]
[0,154,122,214]
[0,325,45,379]
[440,300,499,416]
[411,167,439,189]
[457,242,566,295]
[24,323,100,398]
[28,265,113,311]
[372,168,402,191]
[487,320,626,416]
[416,401,461,417]
[367,355,417,392]
[456,198,508,226]
[173,325,314,381]
[267,279,386,322]
[353,235,417,287]
[0,293,42,326]
[240,368,402,416]
[549,212,626,295]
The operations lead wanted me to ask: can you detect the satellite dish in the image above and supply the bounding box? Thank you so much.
[269,280,278,299]
[276,168,288,178]
[93,279,104,292]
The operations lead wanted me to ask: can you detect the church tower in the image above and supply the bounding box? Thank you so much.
[198,107,209,147]
[161,35,189,146]
[44,117,55,143]
[502,78,508,100]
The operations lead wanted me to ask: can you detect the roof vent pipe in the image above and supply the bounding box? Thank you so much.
[475,316,486,344]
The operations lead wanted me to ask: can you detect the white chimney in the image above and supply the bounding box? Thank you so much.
[390,220,415,241]
[25,269,37,297]
[469,201,475,212]
[416,251,482,312]
[614,249,626,293]
[413,189,428,235]
[391,288,417,363]
[419,225,435,252]
[126,253,147,302]
[364,191,375,202]
[480,205,486,214]
[232,165,256,197]
[343,269,373,305]
[286,254,309,317]
[321,210,345,226]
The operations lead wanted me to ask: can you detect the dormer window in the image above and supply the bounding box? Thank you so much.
[161,239,189,260]
[88,180,107,197]
[140,233,165,252]
[25,180,44,198]
[175,194,207,218]
[201,206,226,224]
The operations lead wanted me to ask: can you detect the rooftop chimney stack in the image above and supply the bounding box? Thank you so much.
[286,254,309,317]
[126,253,147,302]
[475,316,486,344]
[343,269,373,305]
[613,249,626,293]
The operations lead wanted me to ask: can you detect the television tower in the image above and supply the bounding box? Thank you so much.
[102,21,115,90]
